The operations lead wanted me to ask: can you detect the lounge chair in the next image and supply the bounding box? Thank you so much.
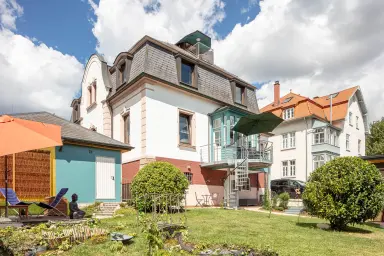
[0,188,32,206]
[36,188,68,217]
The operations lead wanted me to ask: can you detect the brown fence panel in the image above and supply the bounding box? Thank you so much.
[122,183,131,202]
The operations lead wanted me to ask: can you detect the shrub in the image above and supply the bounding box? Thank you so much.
[278,192,290,209]
[303,156,384,230]
[272,194,278,208]
[114,207,136,217]
[262,189,271,210]
[131,161,189,211]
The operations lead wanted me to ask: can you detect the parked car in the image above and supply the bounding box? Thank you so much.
[270,179,306,198]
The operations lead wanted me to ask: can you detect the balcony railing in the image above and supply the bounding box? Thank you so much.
[199,139,273,166]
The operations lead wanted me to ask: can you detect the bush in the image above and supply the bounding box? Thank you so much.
[303,156,384,230]
[278,192,290,210]
[262,189,271,210]
[131,161,189,211]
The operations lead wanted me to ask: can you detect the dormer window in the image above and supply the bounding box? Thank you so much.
[283,108,294,120]
[181,61,194,86]
[235,84,245,104]
[176,56,197,88]
[119,62,127,84]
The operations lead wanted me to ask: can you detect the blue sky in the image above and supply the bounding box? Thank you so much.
[1,0,383,120]
[15,0,260,64]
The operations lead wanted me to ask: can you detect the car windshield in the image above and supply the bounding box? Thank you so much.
[295,180,306,186]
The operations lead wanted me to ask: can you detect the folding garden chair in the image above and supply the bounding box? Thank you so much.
[36,188,68,217]
[0,188,32,206]
[195,192,204,207]
[0,188,32,217]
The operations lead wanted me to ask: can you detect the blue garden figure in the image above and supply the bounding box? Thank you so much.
[69,193,85,219]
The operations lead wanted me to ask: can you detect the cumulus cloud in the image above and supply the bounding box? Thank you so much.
[0,0,83,118]
[89,0,384,121]
[89,0,226,63]
[0,0,22,30]
[214,0,384,121]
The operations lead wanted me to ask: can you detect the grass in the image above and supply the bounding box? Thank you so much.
[61,208,384,256]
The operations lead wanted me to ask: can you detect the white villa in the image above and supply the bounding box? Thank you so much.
[71,31,272,208]
[261,82,368,182]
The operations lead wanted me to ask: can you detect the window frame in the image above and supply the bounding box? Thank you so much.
[235,84,245,105]
[358,139,361,155]
[281,132,295,150]
[180,61,195,86]
[313,154,325,170]
[349,112,353,126]
[356,116,359,129]
[213,117,221,146]
[313,128,325,145]
[119,62,127,84]
[283,108,294,120]
[178,109,195,149]
[179,113,191,145]
[123,113,130,144]
[184,172,193,184]
[282,160,296,178]
[346,134,350,151]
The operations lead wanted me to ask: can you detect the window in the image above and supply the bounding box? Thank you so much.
[181,61,194,85]
[328,93,339,99]
[184,172,193,184]
[92,81,96,103]
[282,161,288,177]
[283,108,294,120]
[289,160,296,177]
[119,63,127,84]
[330,130,338,146]
[282,132,295,149]
[179,113,191,144]
[283,97,293,103]
[282,160,295,177]
[235,85,245,104]
[88,85,92,106]
[123,114,130,144]
[313,155,325,170]
[349,112,353,126]
[313,128,325,144]
[346,134,350,151]
[356,116,359,129]
[241,179,250,191]
[358,139,361,154]
[213,118,221,146]
[229,116,235,144]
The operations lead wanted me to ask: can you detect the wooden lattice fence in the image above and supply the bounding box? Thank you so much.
[0,150,51,201]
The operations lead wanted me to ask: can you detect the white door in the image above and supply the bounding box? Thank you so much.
[96,156,116,199]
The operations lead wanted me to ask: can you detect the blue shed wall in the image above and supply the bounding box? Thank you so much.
[55,144,122,203]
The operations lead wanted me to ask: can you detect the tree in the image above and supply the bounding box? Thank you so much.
[131,161,189,211]
[303,157,384,230]
[367,118,384,155]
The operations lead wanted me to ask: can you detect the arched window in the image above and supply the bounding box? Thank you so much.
[92,81,97,103]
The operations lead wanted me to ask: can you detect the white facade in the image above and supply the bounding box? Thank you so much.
[78,55,110,134]
[269,91,367,182]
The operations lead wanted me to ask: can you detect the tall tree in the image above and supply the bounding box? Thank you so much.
[367,118,384,155]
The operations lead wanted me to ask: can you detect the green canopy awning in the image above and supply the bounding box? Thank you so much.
[233,113,283,136]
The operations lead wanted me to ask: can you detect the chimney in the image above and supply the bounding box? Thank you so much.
[274,81,280,106]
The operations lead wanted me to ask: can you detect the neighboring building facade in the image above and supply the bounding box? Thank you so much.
[261,82,368,182]
[15,112,132,205]
[71,31,271,207]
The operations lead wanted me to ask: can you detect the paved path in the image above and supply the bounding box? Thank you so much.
[244,206,313,218]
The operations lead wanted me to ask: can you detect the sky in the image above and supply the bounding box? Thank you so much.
[0,0,384,122]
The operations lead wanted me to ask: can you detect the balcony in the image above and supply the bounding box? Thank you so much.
[199,139,273,169]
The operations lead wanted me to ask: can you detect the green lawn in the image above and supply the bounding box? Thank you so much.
[63,208,384,256]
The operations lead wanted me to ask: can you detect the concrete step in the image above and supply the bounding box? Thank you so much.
[288,199,303,207]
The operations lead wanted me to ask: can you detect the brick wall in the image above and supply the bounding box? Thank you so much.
[122,157,266,189]
[122,160,140,184]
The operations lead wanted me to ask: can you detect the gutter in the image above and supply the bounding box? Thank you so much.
[62,137,133,151]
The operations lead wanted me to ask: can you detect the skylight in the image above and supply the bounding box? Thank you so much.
[283,97,293,103]
[328,93,339,99]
